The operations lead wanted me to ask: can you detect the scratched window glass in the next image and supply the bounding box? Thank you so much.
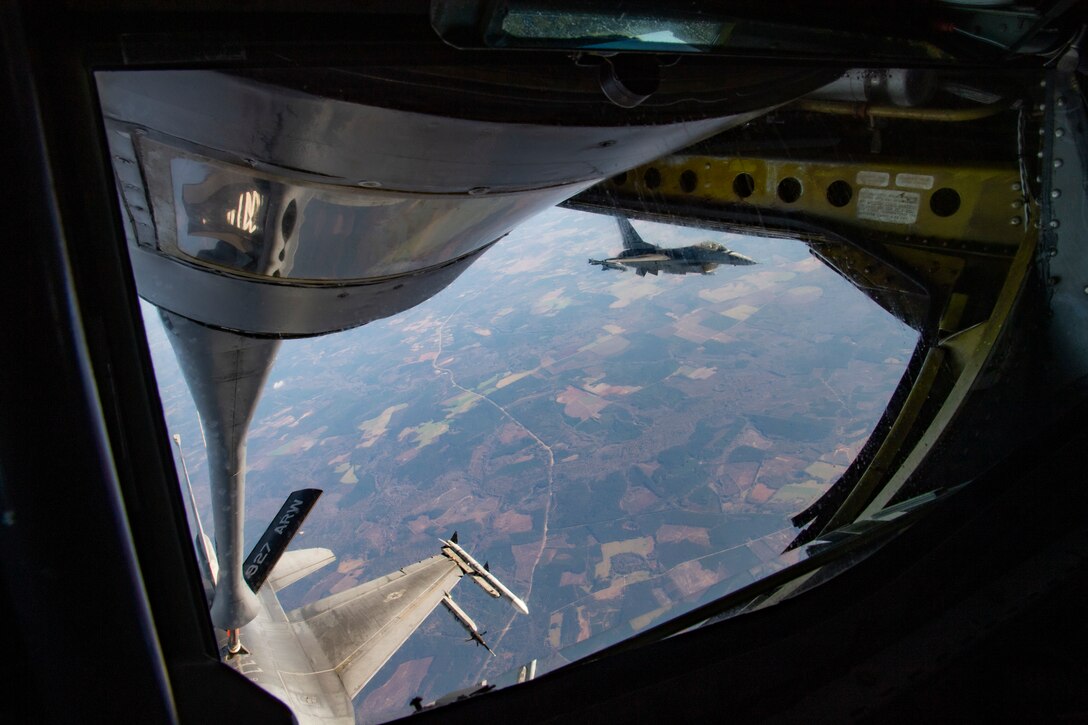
[101,52,1052,723]
[142,203,917,721]
[75,0,1087,717]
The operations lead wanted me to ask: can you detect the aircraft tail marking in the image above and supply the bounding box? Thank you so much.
[242,488,322,593]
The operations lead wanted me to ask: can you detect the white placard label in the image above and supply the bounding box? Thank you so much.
[895,173,935,190]
[856,170,890,187]
[857,188,920,224]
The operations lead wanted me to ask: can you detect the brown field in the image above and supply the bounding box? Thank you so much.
[489,509,531,537]
[407,487,500,534]
[747,482,775,504]
[721,461,760,491]
[583,381,641,397]
[575,606,591,642]
[655,524,710,547]
[330,575,359,594]
[578,334,630,357]
[620,485,660,515]
[360,657,433,719]
[497,422,530,445]
[556,386,609,421]
[511,540,541,584]
[747,538,781,564]
[759,454,812,481]
[560,571,587,588]
[668,560,719,597]
[336,556,365,575]
[733,427,774,450]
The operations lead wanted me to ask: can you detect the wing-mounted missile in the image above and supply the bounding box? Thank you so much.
[440,534,487,593]
[440,535,529,615]
[441,595,494,655]
[588,258,626,271]
[469,572,501,598]
[723,249,757,266]
[442,543,499,599]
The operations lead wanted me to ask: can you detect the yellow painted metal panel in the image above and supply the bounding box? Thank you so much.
[608,155,1031,245]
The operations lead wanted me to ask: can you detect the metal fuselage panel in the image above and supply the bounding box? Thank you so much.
[289,554,465,700]
[96,70,769,336]
[223,586,355,725]
[160,310,280,630]
[96,70,764,195]
[211,552,480,723]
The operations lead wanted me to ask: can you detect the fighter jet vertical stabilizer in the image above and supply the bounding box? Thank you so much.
[243,489,323,593]
[616,216,657,252]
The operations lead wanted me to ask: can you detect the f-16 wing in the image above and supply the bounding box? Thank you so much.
[588,253,670,271]
[287,553,464,699]
[610,254,671,264]
[285,536,527,699]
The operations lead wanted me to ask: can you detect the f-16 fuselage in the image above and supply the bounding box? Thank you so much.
[589,217,755,276]
[173,462,524,725]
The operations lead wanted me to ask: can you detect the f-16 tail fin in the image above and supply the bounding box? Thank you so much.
[615,216,656,252]
[242,488,322,593]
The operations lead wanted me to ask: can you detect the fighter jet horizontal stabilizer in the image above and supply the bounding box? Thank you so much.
[267,547,336,592]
